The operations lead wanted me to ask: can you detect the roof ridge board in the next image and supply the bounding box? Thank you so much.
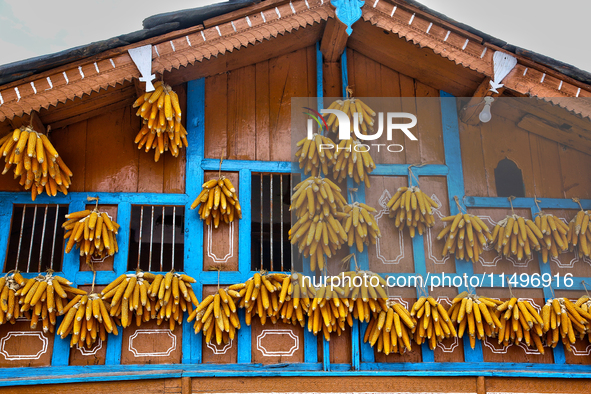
[143,0,258,30]
[0,0,255,87]
[203,0,292,28]
[370,1,591,95]
[386,0,484,44]
[399,0,591,85]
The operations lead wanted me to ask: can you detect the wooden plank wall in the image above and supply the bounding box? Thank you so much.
[204,46,317,162]
[460,98,591,200]
[0,84,187,194]
[3,375,591,394]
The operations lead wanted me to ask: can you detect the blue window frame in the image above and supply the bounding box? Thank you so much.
[1,43,591,386]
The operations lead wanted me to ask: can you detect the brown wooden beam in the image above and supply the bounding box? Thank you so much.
[347,20,482,97]
[164,20,325,85]
[323,61,342,97]
[517,113,591,154]
[320,17,349,62]
[459,77,504,125]
[37,83,137,130]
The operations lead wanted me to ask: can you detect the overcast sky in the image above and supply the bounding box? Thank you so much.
[0,0,590,73]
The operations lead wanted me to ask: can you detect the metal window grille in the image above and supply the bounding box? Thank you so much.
[4,204,68,273]
[251,173,296,271]
[127,205,185,272]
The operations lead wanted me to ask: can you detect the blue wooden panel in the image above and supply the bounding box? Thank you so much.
[341,50,348,98]
[61,200,86,281]
[51,315,69,366]
[0,191,189,205]
[316,41,323,113]
[105,330,123,366]
[465,196,591,210]
[184,77,206,364]
[0,199,12,271]
[201,159,291,173]
[238,170,252,275]
[112,202,131,275]
[371,164,448,177]
[440,91,483,362]
[237,309,251,363]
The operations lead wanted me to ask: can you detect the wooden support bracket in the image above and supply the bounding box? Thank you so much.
[460,77,504,125]
[320,17,349,63]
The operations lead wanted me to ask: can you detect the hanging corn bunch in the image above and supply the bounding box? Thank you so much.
[189,284,240,346]
[0,126,72,200]
[411,295,457,350]
[101,271,154,329]
[17,271,85,333]
[340,202,381,253]
[191,173,242,228]
[57,292,118,349]
[325,88,377,135]
[490,198,544,261]
[289,177,348,271]
[0,271,26,325]
[438,198,493,263]
[534,212,569,263]
[542,296,591,352]
[294,133,336,177]
[567,200,591,258]
[148,271,199,331]
[332,139,376,187]
[447,292,501,349]
[62,198,120,263]
[386,168,439,238]
[494,296,545,354]
[364,299,415,355]
[133,80,187,162]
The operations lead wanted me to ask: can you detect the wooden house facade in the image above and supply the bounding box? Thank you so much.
[0,0,590,392]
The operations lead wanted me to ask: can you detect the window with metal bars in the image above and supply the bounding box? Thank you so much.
[4,204,68,273]
[127,205,185,272]
[251,173,298,272]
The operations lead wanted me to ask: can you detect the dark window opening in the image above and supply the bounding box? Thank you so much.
[251,173,297,272]
[5,205,68,273]
[494,158,525,197]
[128,205,185,272]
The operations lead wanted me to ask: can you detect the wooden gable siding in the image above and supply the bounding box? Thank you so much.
[0,84,186,194]
[204,46,317,162]
[460,99,591,201]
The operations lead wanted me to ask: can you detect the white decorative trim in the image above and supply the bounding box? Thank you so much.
[256,329,299,356]
[261,11,267,23]
[290,2,296,14]
[408,13,415,25]
[388,296,409,310]
[128,329,176,357]
[374,190,405,265]
[231,21,237,32]
[76,338,103,356]
[443,31,450,42]
[275,7,281,18]
[154,46,160,57]
[30,82,37,94]
[207,221,235,264]
[540,73,546,83]
[170,41,176,52]
[435,296,459,353]
[577,87,581,97]
[46,76,53,90]
[206,339,233,355]
[78,66,85,79]
[216,26,222,36]
[246,16,252,27]
[0,332,48,360]
[14,87,20,101]
[523,67,528,76]
[390,5,397,17]
[0,93,3,105]
[480,47,487,59]
[94,62,100,73]
[201,31,207,41]
[305,0,310,9]
[426,22,433,34]
[558,80,563,90]
[109,58,116,68]
[186,36,192,46]
[462,39,469,50]
[373,0,379,7]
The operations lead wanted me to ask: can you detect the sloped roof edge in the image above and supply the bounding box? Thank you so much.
[0,0,257,86]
